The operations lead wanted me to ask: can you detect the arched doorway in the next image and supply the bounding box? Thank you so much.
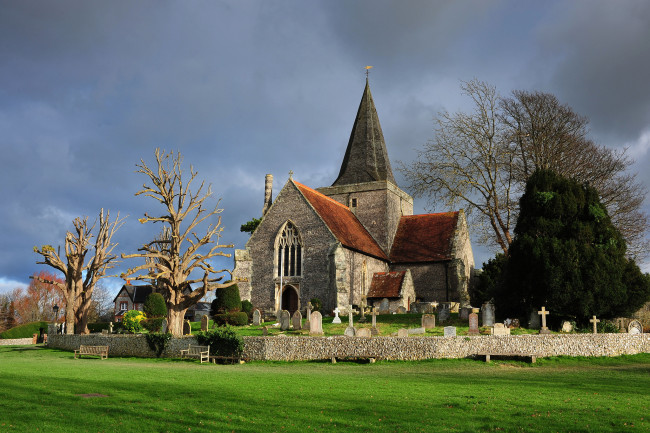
[281,285,299,315]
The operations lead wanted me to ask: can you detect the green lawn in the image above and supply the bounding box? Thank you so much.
[0,346,648,432]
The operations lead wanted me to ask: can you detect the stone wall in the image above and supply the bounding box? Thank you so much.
[47,333,649,361]
[0,338,34,346]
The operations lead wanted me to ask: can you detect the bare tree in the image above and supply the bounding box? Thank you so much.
[33,209,124,334]
[121,149,235,337]
[401,79,516,253]
[501,90,649,258]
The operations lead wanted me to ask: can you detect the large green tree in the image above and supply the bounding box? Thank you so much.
[500,170,650,325]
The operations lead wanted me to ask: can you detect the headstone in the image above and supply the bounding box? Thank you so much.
[183,320,191,335]
[371,327,379,336]
[161,319,168,333]
[443,326,456,337]
[408,327,425,335]
[309,311,323,335]
[347,306,354,328]
[468,313,480,335]
[504,318,520,328]
[356,327,371,338]
[492,323,511,336]
[397,328,408,338]
[422,314,436,330]
[262,326,268,336]
[101,329,108,335]
[280,310,291,331]
[201,315,209,332]
[481,303,495,327]
[252,309,261,326]
[396,306,407,314]
[438,305,450,322]
[109,322,114,334]
[590,315,600,334]
[292,310,302,330]
[528,310,541,329]
[538,306,551,334]
[332,307,342,324]
[460,306,471,320]
[359,298,367,322]
[371,307,377,328]
[379,298,390,313]
[305,303,312,329]
[344,326,356,337]
[561,321,573,333]
[628,320,643,334]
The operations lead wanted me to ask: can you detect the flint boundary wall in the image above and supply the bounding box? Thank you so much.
[47,333,650,360]
[0,338,34,346]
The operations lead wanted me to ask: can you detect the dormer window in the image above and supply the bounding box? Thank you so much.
[276,222,302,277]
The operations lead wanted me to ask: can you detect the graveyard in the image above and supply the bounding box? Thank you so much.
[1,345,648,432]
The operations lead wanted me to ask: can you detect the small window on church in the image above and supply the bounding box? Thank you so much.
[350,198,358,208]
[276,222,303,277]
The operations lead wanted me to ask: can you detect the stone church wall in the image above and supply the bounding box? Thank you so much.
[449,210,474,306]
[244,181,338,314]
[391,262,450,303]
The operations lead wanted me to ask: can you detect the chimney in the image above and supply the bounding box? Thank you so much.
[262,174,273,215]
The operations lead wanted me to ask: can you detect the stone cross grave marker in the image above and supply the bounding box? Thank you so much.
[443,326,456,337]
[481,303,495,327]
[348,305,354,327]
[359,297,367,322]
[201,315,209,332]
[468,312,480,335]
[183,320,191,336]
[538,306,551,334]
[628,320,642,334]
[356,327,371,338]
[438,305,450,322]
[332,307,342,324]
[280,310,291,331]
[371,307,379,336]
[422,314,436,330]
[590,315,600,334]
[292,310,302,330]
[109,322,114,334]
[252,309,261,326]
[309,311,323,335]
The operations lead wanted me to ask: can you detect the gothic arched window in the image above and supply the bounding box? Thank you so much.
[276,222,302,277]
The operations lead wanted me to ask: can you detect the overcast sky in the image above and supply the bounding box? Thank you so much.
[2,0,650,297]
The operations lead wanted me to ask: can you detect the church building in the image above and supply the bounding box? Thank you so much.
[233,79,474,315]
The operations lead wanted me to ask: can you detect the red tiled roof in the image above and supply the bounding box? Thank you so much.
[367,271,405,298]
[390,212,459,263]
[294,181,388,260]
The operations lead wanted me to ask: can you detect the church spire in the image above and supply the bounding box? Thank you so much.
[332,78,396,186]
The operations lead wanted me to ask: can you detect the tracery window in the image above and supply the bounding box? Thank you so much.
[277,222,302,277]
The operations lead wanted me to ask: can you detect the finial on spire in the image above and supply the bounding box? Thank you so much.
[288,170,294,180]
[365,66,373,80]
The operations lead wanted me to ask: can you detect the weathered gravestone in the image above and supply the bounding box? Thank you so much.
[492,323,511,336]
[379,298,390,313]
[292,310,302,330]
[408,327,425,335]
[252,309,261,326]
[356,327,371,338]
[460,306,472,320]
[628,320,643,334]
[468,312,480,335]
[371,307,379,336]
[538,306,551,334]
[183,320,191,336]
[201,315,209,332]
[280,310,291,331]
[397,328,408,338]
[590,315,600,334]
[443,326,456,337]
[305,302,312,329]
[481,303,495,327]
[422,314,436,330]
[161,319,167,333]
[344,326,356,337]
[396,306,407,314]
[332,307,342,324]
[348,306,354,327]
[309,311,323,335]
[528,310,541,329]
[561,321,573,333]
[262,326,268,336]
[438,305,450,322]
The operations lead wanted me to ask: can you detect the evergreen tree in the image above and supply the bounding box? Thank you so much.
[502,169,650,325]
[211,283,242,316]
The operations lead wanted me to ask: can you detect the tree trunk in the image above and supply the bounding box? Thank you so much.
[65,301,75,335]
[167,305,188,337]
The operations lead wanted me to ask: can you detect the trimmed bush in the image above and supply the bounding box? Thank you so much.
[196,325,244,357]
[143,318,165,333]
[1,321,49,339]
[143,293,167,317]
[211,283,242,315]
[122,310,146,333]
[241,300,253,317]
[213,312,248,326]
[310,298,322,312]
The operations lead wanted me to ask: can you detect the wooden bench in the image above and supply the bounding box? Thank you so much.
[74,345,109,360]
[180,344,210,364]
[477,353,537,363]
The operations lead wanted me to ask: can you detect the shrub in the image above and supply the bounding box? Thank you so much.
[211,283,242,315]
[122,310,146,333]
[196,325,244,357]
[144,332,172,357]
[87,323,110,333]
[0,321,49,339]
[142,318,165,333]
[241,300,253,317]
[213,312,248,326]
[143,293,167,317]
[310,298,322,312]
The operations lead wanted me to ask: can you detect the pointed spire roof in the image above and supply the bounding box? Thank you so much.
[332,79,396,186]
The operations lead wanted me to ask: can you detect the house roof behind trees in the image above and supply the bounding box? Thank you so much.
[112,285,155,304]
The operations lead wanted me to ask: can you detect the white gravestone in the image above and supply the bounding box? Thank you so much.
[443,326,457,337]
[590,315,600,334]
[332,307,342,324]
[628,320,643,334]
[538,306,551,334]
[292,310,302,330]
[309,311,323,335]
[481,303,495,327]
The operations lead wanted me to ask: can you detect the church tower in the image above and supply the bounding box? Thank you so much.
[317,79,413,253]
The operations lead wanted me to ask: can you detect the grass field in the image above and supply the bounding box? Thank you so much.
[0,346,648,432]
